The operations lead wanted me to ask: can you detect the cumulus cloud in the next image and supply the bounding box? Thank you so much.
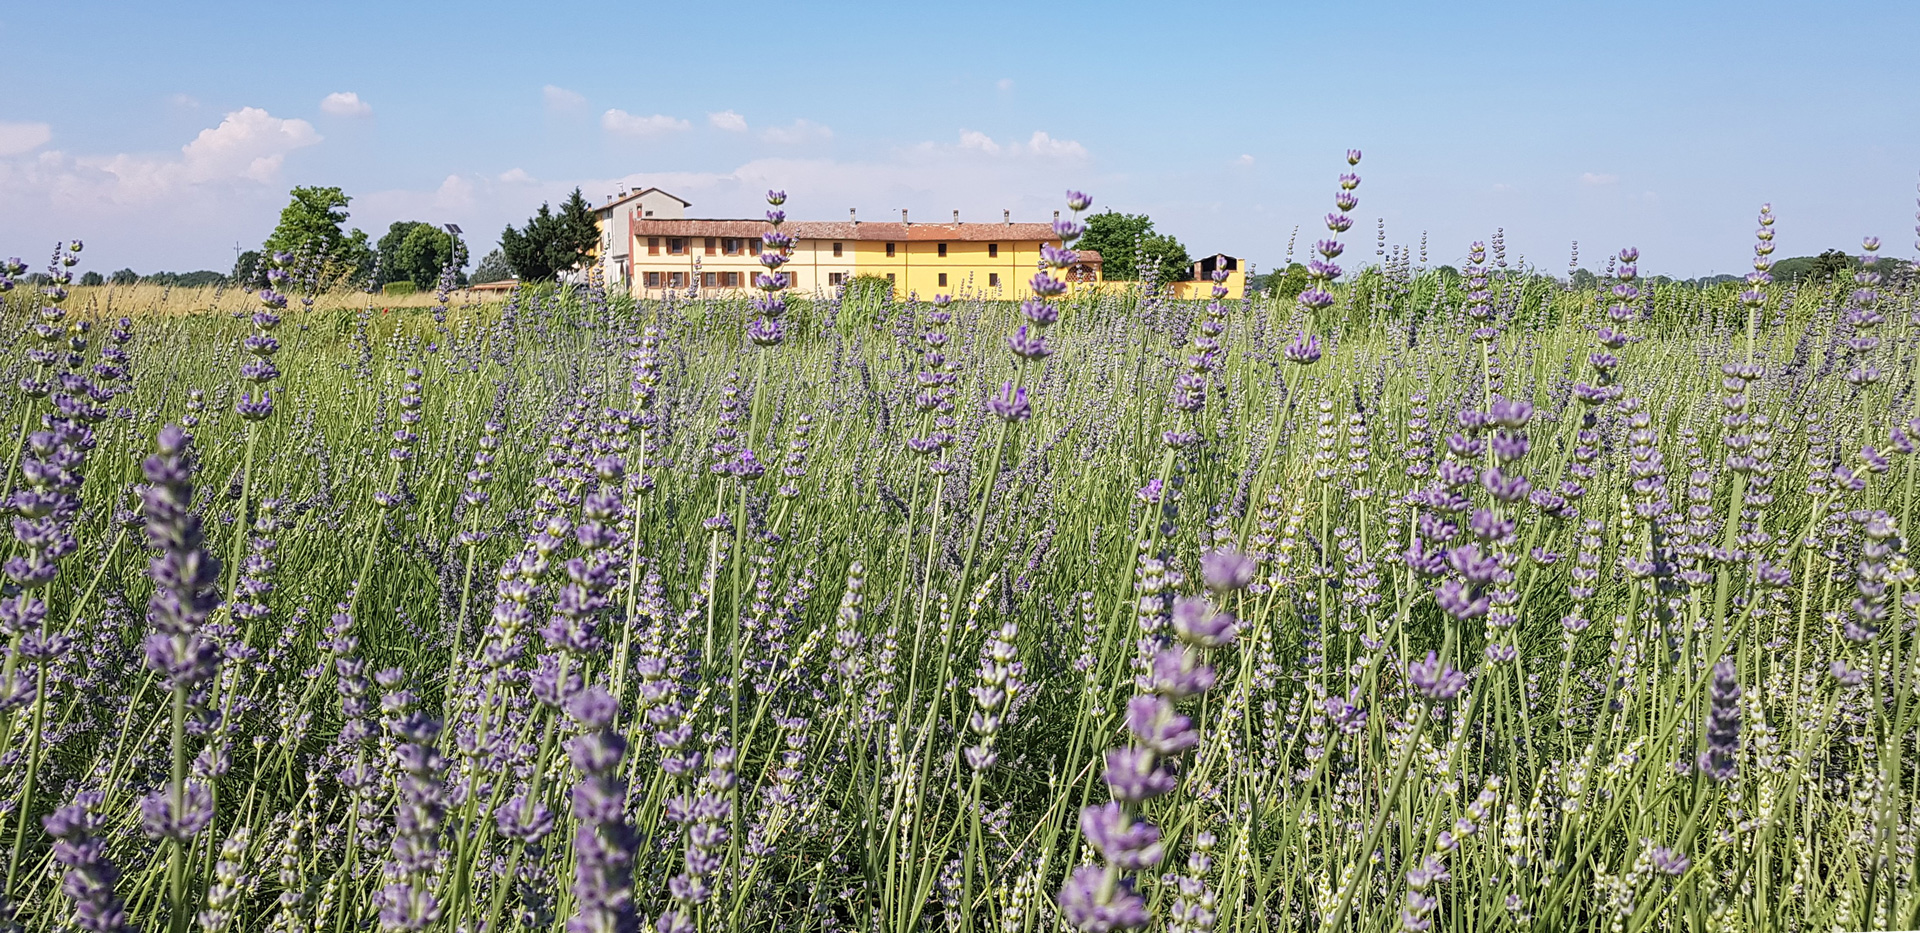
[85,107,321,193]
[0,107,325,270]
[602,109,690,137]
[761,119,832,145]
[1024,131,1086,159]
[497,167,536,184]
[543,84,586,112]
[944,129,1087,160]
[996,78,1015,91]
[320,92,372,117]
[0,122,52,157]
[1235,153,1255,166]
[958,130,1000,154]
[708,110,747,132]
[1580,172,1618,186]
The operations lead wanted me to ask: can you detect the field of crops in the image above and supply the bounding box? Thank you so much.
[0,177,1916,933]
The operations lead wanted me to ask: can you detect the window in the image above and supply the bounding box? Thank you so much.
[885,242,896,258]
[749,238,762,255]
[832,242,843,257]
[703,272,717,287]
[988,243,998,258]
[886,273,896,283]
[937,242,948,257]
[938,273,948,287]
[704,237,717,255]
[989,273,1000,288]
[828,272,844,286]
[668,238,686,255]
[645,271,661,287]
[723,238,742,255]
[647,237,660,256]
[669,272,687,288]
[722,271,740,287]
[644,210,655,217]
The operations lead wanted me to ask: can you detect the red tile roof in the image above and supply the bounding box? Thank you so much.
[632,218,1060,243]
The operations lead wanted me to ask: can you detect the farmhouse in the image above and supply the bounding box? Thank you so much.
[598,193,1104,298]
[590,187,691,291]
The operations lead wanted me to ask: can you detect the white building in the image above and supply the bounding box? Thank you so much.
[592,187,689,291]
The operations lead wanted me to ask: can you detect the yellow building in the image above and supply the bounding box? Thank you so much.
[1167,253,1246,300]
[627,203,1083,299]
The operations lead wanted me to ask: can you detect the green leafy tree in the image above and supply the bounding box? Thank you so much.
[1074,210,1192,283]
[1268,263,1310,298]
[1139,231,1193,283]
[376,221,464,291]
[499,188,600,282]
[471,248,513,284]
[108,268,139,286]
[230,250,263,289]
[262,186,376,286]
[78,271,104,286]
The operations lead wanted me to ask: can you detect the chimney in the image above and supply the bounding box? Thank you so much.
[1053,210,1060,222]
[1003,209,1010,225]
[952,209,960,224]
[850,207,857,224]
[902,209,909,224]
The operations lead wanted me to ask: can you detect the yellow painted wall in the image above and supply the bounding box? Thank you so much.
[628,229,1130,299]
[1168,269,1246,300]
[849,236,1050,299]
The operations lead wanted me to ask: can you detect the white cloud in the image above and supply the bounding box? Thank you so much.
[1024,131,1086,159]
[84,107,320,193]
[167,93,201,109]
[761,119,832,145]
[319,91,372,117]
[996,78,1015,91]
[945,129,1087,160]
[433,174,474,209]
[1580,172,1618,186]
[0,107,324,271]
[958,130,1001,154]
[602,109,690,137]
[497,167,536,184]
[0,122,51,157]
[543,84,586,112]
[708,110,747,132]
[1235,153,1255,166]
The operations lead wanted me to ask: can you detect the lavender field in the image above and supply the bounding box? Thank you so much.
[0,170,1917,933]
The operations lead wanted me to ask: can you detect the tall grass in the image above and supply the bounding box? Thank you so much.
[0,216,1915,933]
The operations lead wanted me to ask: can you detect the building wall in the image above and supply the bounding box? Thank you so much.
[1167,268,1246,300]
[624,216,1089,299]
[850,234,1044,299]
[634,190,685,220]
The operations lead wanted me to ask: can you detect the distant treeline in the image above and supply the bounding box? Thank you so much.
[20,268,232,289]
[1249,251,1914,297]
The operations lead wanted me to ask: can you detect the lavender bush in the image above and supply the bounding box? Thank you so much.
[0,176,1915,933]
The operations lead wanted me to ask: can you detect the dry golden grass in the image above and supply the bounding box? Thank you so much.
[55,283,507,318]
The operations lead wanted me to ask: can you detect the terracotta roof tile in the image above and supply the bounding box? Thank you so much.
[632,218,1060,243]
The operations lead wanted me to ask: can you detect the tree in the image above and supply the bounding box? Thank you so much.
[231,250,263,289]
[1267,263,1309,299]
[109,268,139,286]
[499,188,600,282]
[376,221,464,291]
[262,186,376,286]
[78,271,104,286]
[471,249,513,284]
[1073,210,1192,284]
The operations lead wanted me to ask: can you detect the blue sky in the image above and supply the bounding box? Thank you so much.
[2,0,1915,277]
